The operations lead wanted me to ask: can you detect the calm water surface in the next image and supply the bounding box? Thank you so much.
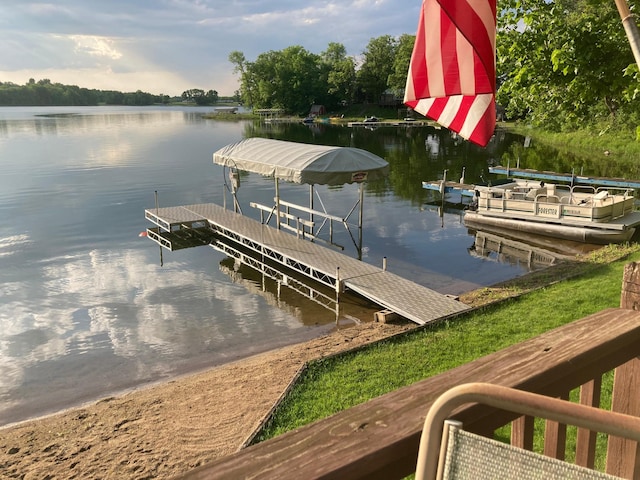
[0,106,601,425]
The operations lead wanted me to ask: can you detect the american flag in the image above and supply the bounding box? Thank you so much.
[404,0,497,147]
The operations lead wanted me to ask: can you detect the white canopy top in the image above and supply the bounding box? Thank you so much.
[213,138,389,185]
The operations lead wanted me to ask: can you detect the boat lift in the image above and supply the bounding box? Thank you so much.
[213,138,389,259]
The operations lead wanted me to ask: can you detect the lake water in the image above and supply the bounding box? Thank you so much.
[0,106,593,426]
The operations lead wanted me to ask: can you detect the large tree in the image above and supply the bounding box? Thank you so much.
[388,34,416,96]
[321,42,356,107]
[243,46,326,114]
[228,50,254,107]
[497,0,638,130]
[357,35,398,103]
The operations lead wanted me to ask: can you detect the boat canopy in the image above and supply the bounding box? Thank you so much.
[213,138,389,185]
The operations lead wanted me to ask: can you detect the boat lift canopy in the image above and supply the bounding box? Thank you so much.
[212,138,389,258]
[213,138,389,185]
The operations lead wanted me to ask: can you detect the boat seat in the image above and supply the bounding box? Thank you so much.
[525,188,540,200]
[594,191,609,200]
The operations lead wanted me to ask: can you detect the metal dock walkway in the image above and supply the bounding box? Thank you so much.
[489,165,640,189]
[145,203,469,325]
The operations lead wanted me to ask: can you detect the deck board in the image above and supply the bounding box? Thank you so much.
[145,203,469,325]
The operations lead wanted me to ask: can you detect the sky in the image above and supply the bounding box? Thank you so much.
[0,1,424,97]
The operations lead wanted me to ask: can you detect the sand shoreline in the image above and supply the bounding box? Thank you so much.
[0,320,340,431]
[0,320,414,479]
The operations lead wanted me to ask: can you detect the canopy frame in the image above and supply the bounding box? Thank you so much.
[215,138,388,259]
[222,168,367,257]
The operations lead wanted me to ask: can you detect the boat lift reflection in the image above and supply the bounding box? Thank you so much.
[214,237,371,327]
[467,230,560,271]
[146,218,377,326]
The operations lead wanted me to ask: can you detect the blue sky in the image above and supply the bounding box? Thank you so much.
[0,1,423,96]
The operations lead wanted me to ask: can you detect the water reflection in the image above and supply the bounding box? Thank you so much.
[468,231,561,270]
[1,245,323,422]
[218,250,377,328]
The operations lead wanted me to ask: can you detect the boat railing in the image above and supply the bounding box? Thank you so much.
[478,182,636,223]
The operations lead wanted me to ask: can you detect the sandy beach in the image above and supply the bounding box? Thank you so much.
[0,320,415,479]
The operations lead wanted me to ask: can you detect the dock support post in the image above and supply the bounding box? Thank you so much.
[358,183,364,260]
[275,178,281,230]
[383,257,387,271]
[309,185,314,232]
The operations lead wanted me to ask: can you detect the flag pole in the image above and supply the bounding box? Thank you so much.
[615,0,640,69]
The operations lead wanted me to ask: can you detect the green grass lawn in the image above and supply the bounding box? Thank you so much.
[255,246,640,445]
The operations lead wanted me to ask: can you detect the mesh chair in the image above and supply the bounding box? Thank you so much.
[415,383,640,480]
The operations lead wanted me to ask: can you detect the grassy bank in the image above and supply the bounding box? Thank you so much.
[255,244,640,445]
[502,121,640,166]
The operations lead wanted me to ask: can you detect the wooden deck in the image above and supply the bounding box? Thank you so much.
[145,203,469,325]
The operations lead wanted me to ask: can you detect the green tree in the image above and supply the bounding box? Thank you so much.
[247,46,325,114]
[181,89,207,104]
[357,35,398,103]
[206,89,219,104]
[228,50,254,107]
[388,34,415,96]
[321,42,356,107]
[497,0,637,130]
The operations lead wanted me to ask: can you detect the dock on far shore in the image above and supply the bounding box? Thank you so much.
[422,180,476,198]
[145,203,470,326]
[347,119,429,127]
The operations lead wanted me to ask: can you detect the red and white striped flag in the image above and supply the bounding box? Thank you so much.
[404,0,497,147]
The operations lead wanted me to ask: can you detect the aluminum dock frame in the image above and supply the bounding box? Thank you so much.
[145,203,469,326]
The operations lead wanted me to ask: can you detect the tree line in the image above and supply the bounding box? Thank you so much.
[0,78,225,107]
[228,36,414,116]
[180,89,219,105]
[0,78,174,106]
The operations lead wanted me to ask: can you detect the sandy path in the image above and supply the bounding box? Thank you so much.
[0,321,414,480]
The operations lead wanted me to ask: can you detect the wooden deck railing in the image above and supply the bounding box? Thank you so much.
[175,262,640,480]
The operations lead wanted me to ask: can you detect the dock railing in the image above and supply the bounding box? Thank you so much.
[175,262,640,480]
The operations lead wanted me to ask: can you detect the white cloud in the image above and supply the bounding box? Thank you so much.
[68,35,123,59]
[0,246,300,395]
[0,0,423,95]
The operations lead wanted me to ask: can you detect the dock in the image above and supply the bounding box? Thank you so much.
[489,165,640,189]
[422,180,475,197]
[145,203,469,325]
